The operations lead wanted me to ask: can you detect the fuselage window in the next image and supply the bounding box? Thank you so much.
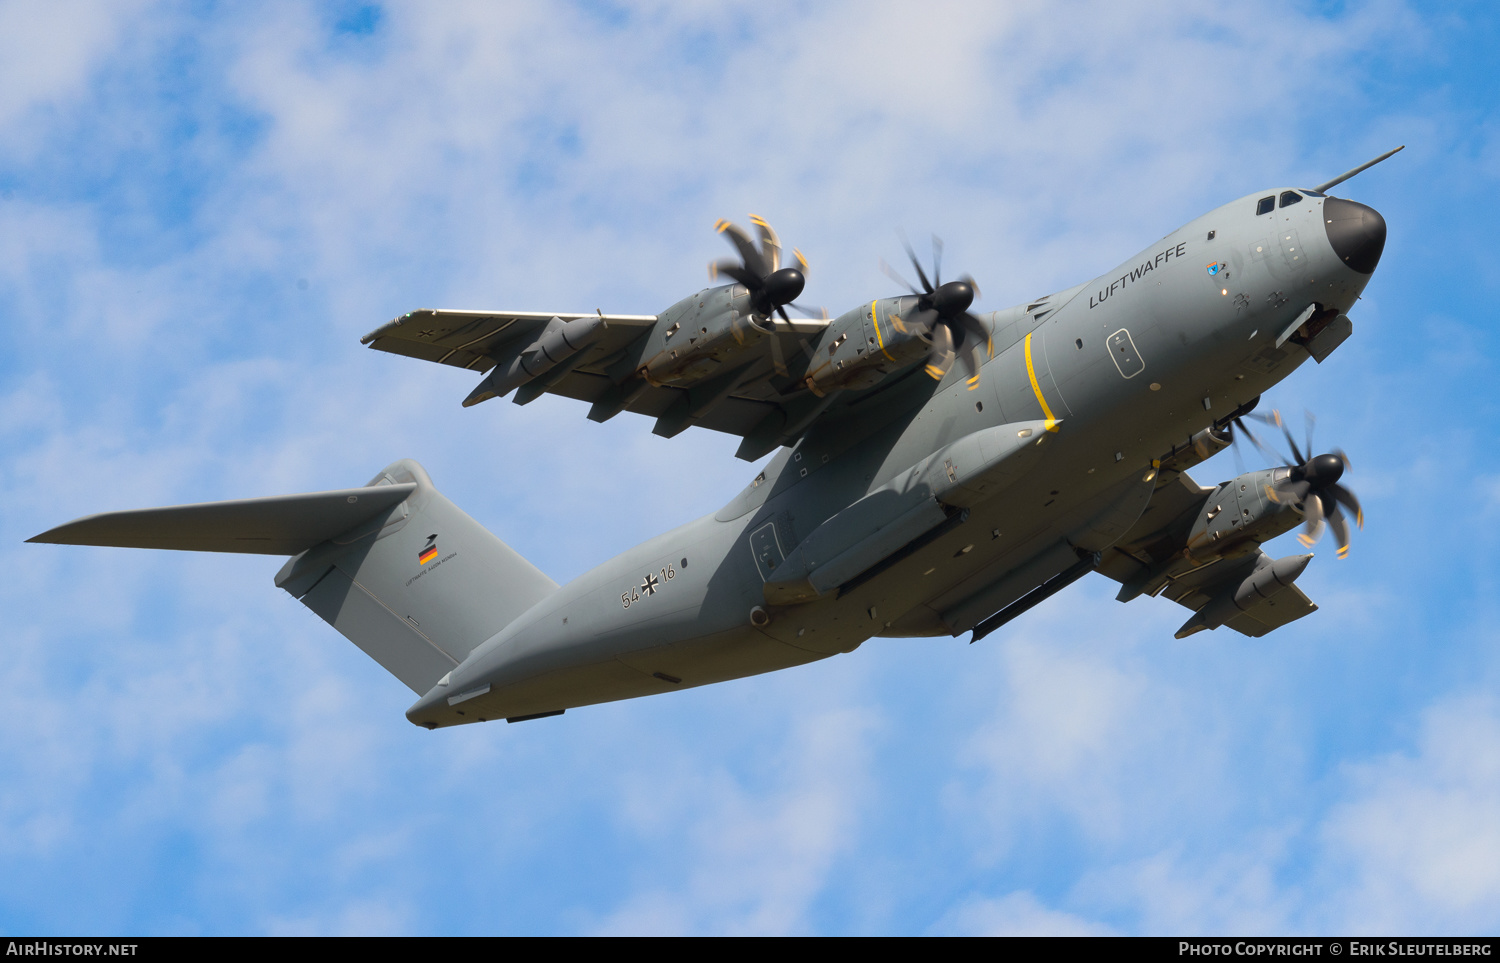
[1256,195,1275,215]
[1279,190,1302,208]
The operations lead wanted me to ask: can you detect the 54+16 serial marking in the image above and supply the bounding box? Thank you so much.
[622,563,675,609]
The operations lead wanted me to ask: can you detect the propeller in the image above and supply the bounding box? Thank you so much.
[709,215,808,375]
[1258,409,1364,558]
[882,235,992,388]
[1191,399,1298,474]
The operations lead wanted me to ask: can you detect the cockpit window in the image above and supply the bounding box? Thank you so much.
[1302,189,1326,197]
[1279,190,1302,208]
[1256,195,1275,215]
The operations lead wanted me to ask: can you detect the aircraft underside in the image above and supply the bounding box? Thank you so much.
[31,151,1394,729]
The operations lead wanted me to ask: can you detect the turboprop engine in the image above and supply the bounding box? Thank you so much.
[1116,424,1363,610]
[804,240,992,396]
[639,216,808,387]
[639,283,781,387]
[1183,410,1363,559]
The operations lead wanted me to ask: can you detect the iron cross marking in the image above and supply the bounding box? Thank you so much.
[641,572,660,596]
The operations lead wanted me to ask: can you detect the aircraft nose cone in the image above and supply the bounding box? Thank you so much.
[1323,197,1386,274]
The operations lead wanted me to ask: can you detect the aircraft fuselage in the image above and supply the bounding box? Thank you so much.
[407,187,1383,727]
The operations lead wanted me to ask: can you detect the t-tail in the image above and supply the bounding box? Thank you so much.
[29,459,557,696]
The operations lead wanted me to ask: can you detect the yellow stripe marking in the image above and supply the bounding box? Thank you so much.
[870,300,894,360]
[1024,332,1059,431]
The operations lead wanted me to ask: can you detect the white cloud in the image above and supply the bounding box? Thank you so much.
[930,889,1116,936]
[954,630,1153,845]
[0,0,146,139]
[589,703,878,935]
[1317,695,1500,933]
[943,688,1500,935]
[4,0,1491,937]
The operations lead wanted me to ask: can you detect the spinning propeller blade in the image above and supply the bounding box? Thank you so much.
[710,216,809,378]
[885,236,993,388]
[1257,409,1363,557]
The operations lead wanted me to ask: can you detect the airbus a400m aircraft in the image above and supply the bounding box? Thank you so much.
[32,150,1397,729]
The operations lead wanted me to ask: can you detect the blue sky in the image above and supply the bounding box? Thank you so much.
[2,0,1497,936]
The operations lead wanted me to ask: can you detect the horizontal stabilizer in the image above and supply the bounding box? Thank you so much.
[28,484,417,555]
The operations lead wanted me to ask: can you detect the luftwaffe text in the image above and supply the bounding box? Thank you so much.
[1090,241,1188,309]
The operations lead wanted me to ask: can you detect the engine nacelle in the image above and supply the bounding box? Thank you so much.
[640,285,771,387]
[1183,467,1299,557]
[803,297,929,395]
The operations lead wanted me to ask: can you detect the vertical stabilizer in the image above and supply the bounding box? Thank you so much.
[275,459,557,693]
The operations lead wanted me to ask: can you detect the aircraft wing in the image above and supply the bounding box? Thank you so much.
[1139,548,1318,638]
[1096,467,1318,638]
[362,308,836,455]
[361,309,657,373]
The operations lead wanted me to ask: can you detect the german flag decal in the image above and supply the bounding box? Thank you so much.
[418,534,439,565]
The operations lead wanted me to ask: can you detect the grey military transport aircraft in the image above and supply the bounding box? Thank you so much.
[31,149,1399,729]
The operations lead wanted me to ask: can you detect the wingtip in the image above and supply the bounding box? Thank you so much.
[1174,622,1209,640]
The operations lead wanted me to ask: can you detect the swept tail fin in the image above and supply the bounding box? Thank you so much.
[31,459,557,694]
[274,460,558,693]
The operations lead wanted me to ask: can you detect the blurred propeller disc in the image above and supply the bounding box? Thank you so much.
[710,215,809,375]
[1254,408,1363,557]
[884,236,992,388]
